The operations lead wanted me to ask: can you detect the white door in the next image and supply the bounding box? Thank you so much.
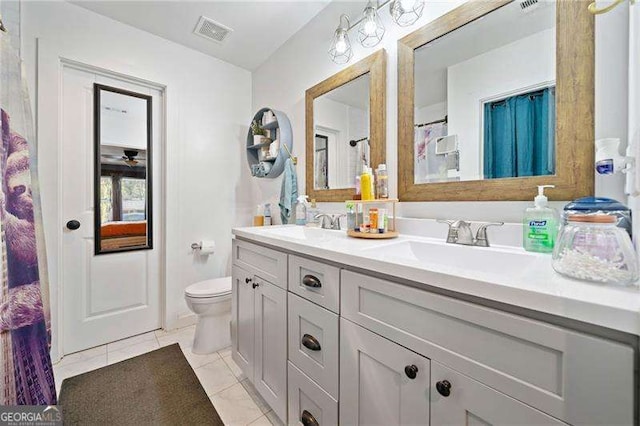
[61,66,162,354]
[340,318,431,426]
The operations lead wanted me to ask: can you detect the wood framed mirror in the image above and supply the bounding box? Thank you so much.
[398,0,594,201]
[94,84,153,254]
[306,49,386,202]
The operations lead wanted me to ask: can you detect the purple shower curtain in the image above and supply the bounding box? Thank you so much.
[0,34,56,405]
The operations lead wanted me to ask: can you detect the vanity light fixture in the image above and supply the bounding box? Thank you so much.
[329,0,426,63]
[329,14,353,64]
[358,1,385,48]
[389,0,425,27]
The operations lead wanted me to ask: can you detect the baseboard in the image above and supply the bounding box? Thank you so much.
[170,313,197,331]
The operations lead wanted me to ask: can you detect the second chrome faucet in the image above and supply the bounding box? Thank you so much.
[316,213,345,230]
[437,220,503,247]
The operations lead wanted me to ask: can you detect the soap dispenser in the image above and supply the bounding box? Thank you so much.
[307,199,320,225]
[523,185,559,253]
[296,196,309,226]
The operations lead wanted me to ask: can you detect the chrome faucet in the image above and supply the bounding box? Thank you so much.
[315,214,345,230]
[437,220,504,247]
[315,214,332,229]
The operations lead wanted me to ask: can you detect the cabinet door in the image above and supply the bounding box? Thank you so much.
[340,318,430,426]
[431,361,565,425]
[254,278,288,423]
[231,265,255,380]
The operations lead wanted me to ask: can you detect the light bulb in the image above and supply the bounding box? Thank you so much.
[335,37,347,54]
[364,18,377,35]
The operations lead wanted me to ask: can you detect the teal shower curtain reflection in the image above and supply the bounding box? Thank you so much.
[0,34,56,404]
[483,87,555,179]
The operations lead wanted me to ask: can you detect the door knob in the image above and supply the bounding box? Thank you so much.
[436,380,452,397]
[252,282,259,289]
[66,220,81,230]
[404,365,418,379]
[301,410,319,426]
[245,277,252,284]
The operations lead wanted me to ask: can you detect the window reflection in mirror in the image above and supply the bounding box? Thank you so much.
[313,73,370,190]
[94,84,152,254]
[413,0,556,184]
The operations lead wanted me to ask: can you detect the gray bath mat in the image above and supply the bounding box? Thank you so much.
[59,343,224,425]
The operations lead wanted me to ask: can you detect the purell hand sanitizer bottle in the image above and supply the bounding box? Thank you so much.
[523,185,558,253]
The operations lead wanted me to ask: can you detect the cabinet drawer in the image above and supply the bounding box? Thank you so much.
[288,362,338,426]
[288,293,339,398]
[288,255,340,313]
[232,239,287,289]
[341,270,635,425]
[431,361,565,425]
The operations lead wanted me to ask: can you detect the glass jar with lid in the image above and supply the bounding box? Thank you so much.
[552,214,638,286]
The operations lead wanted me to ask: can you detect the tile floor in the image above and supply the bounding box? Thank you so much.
[53,325,282,426]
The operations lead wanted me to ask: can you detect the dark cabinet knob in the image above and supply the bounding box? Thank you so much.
[436,380,452,397]
[66,220,81,230]
[302,274,321,288]
[404,365,418,379]
[252,282,259,289]
[301,334,321,351]
[301,410,319,426]
[245,277,252,284]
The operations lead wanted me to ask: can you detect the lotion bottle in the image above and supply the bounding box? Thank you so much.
[361,167,373,201]
[264,203,272,226]
[523,185,558,253]
[253,205,264,226]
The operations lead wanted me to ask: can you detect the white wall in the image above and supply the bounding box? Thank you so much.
[248,1,629,224]
[315,96,367,188]
[21,0,251,357]
[415,101,447,126]
[447,28,555,180]
[100,91,148,150]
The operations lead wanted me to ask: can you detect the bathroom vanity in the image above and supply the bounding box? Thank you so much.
[231,226,639,425]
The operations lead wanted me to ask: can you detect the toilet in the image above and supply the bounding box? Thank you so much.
[184,276,232,354]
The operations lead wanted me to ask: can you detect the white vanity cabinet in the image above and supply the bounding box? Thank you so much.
[340,270,635,426]
[231,237,637,426]
[231,240,288,423]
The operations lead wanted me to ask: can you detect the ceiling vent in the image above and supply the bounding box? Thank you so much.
[193,16,233,44]
[519,0,540,12]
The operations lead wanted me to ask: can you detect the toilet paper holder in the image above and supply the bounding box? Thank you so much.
[191,242,202,250]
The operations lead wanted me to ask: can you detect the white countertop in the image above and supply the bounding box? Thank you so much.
[233,225,640,336]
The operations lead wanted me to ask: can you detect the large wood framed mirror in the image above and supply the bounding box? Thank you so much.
[306,50,386,202]
[398,0,593,201]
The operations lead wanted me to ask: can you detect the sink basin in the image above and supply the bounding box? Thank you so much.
[255,226,343,242]
[363,240,544,277]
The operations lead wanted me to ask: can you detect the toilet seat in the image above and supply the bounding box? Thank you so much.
[185,277,232,298]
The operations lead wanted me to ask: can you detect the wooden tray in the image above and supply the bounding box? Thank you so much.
[347,230,399,239]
